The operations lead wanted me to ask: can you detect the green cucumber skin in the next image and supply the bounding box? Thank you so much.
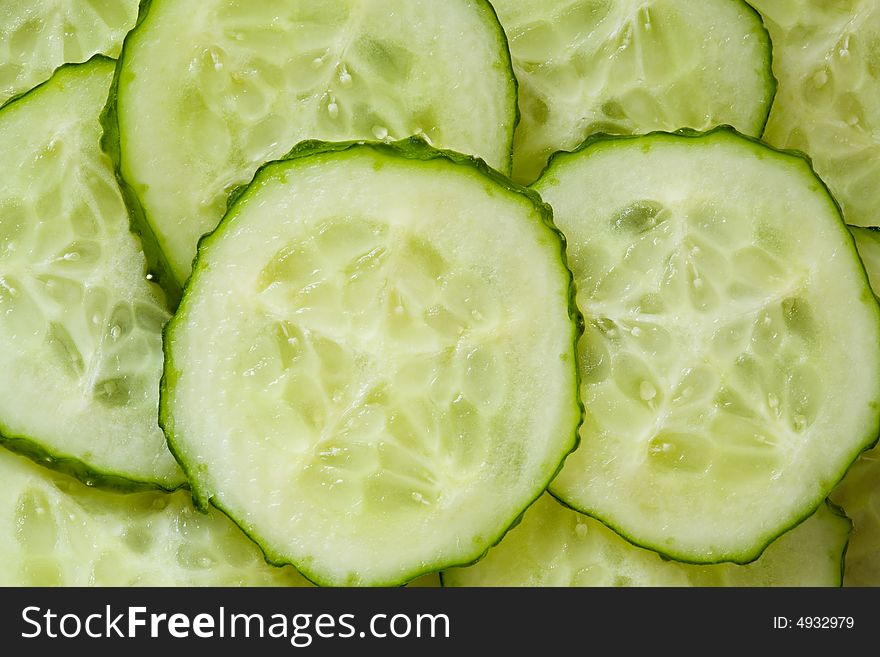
[160,137,584,587]
[537,125,880,566]
[107,0,520,293]
[0,54,183,494]
[100,0,182,308]
[742,0,779,136]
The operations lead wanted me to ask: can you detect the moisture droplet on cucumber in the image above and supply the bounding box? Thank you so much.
[490,0,775,183]
[750,0,880,227]
[108,0,518,288]
[0,0,139,104]
[161,140,581,586]
[0,448,308,586]
[534,128,880,564]
[442,494,850,586]
[0,57,183,490]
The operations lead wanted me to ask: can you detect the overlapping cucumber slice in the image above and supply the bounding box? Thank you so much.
[443,494,850,586]
[534,128,880,564]
[0,57,183,489]
[0,448,307,586]
[490,0,775,182]
[0,0,139,104]
[830,226,880,586]
[109,0,518,287]
[161,140,581,586]
[751,0,880,227]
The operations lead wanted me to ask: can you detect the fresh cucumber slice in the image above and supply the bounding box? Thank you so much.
[750,0,880,227]
[490,0,775,183]
[851,226,880,294]
[0,448,307,586]
[161,139,581,587]
[442,494,850,586]
[108,0,518,288]
[0,0,139,104]
[0,57,183,490]
[830,225,880,586]
[534,128,880,564]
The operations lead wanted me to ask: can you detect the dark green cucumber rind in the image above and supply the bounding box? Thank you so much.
[0,56,184,493]
[538,126,880,565]
[160,137,584,586]
[738,0,778,136]
[109,0,517,299]
[0,431,184,494]
[824,499,852,587]
[474,0,519,176]
[100,0,182,309]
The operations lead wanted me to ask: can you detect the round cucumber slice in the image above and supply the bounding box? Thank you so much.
[161,139,581,587]
[0,0,139,104]
[108,0,518,288]
[534,128,880,564]
[442,494,850,586]
[0,448,308,586]
[490,0,775,183]
[751,0,880,227]
[830,225,880,587]
[0,57,183,490]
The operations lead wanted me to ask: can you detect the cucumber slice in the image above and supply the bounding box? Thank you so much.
[0,0,139,104]
[750,0,880,227]
[851,226,880,294]
[830,225,880,586]
[442,494,850,586]
[490,0,775,183]
[0,448,308,586]
[0,57,183,490]
[161,139,581,587]
[534,128,880,564]
[108,0,518,288]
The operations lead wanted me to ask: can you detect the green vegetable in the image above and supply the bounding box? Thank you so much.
[0,57,183,490]
[534,127,880,564]
[161,139,581,586]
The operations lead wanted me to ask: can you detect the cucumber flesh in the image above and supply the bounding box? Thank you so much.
[0,0,139,104]
[161,140,581,587]
[111,0,518,285]
[830,225,880,586]
[442,494,850,586]
[0,57,183,489]
[534,128,880,563]
[490,0,775,183]
[0,447,307,586]
[751,0,880,227]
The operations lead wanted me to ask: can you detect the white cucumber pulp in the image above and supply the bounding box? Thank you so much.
[0,448,308,586]
[161,140,581,587]
[534,128,880,563]
[490,0,775,183]
[751,0,880,227]
[830,225,880,586]
[442,494,850,586]
[0,0,139,104]
[0,57,183,489]
[110,0,518,286]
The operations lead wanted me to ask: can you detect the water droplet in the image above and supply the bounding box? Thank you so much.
[372,125,389,140]
[338,64,352,87]
[63,251,79,262]
[110,325,121,340]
